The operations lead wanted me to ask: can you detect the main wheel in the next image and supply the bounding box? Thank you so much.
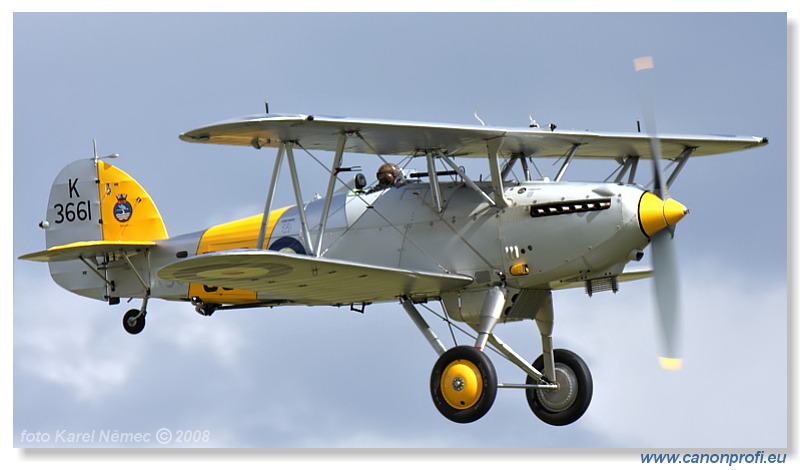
[430,346,497,423]
[122,309,146,335]
[525,349,592,426]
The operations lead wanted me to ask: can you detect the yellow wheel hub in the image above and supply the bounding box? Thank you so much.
[440,360,483,410]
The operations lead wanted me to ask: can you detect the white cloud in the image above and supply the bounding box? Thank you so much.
[152,308,249,369]
[13,267,251,403]
[14,275,146,402]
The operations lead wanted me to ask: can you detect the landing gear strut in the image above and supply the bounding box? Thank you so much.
[402,289,595,426]
[118,253,151,335]
[403,288,507,424]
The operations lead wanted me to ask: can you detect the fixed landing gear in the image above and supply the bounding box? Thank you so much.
[402,293,594,426]
[122,295,149,335]
[122,308,146,335]
[430,346,498,424]
[428,345,592,425]
[525,349,593,426]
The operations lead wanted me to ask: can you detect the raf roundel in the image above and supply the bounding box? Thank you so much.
[113,193,133,222]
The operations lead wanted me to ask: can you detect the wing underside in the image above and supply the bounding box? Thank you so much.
[158,250,474,305]
[179,113,767,160]
[19,240,156,262]
[549,268,653,291]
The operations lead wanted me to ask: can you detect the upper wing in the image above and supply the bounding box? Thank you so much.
[179,113,767,160]
[19,240,156,262]
[158,250,474,305]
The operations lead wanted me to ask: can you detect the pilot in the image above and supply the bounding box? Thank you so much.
[375,162,403,189]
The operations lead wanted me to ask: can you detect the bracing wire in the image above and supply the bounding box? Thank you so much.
[294,143,450,273]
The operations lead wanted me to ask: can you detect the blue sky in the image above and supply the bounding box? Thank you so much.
[7,8,791,464]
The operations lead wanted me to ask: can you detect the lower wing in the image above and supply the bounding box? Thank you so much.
[158,250,474,305]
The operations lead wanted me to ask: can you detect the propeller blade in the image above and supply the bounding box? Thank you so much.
[650,229,682,370]
[635,56,683,370]
[634,56,668,200]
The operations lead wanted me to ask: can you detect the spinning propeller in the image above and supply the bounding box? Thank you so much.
[634,56,688,371]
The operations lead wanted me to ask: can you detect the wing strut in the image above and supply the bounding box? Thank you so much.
[437,150,496,206]
[554,143,581,182]
[285,142,315,255]
[500,154,518,180]
[315,132,348,256]
[519,155,531,181]
[252,135,359,257]
[486,137,508,208]
[425,151,444,212]
[613,156,640,184]
[665,147,695,189]
[500,153,532,182]
[256,143,285,250]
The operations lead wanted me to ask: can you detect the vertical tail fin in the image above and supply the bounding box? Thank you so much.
[44,158,167,249]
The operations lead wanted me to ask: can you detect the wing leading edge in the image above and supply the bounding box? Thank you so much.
[179,113,767,160]
[158,250,474,305]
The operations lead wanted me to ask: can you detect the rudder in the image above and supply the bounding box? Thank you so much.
[96,159,167,242]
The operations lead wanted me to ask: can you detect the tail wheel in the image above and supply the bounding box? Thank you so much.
[526,349,592,426]
[430,346,497,423]
[122,308,145,335]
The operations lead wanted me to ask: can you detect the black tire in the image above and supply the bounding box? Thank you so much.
[525,349,592,426]
[122,309,145,335]
[430,346,497,424]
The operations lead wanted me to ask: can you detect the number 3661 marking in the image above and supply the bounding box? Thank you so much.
[53,200,92,224]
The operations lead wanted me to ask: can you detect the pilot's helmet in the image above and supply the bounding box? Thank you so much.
[377,163,401,186]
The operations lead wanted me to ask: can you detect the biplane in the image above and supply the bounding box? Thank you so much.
[20,65,768,426]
